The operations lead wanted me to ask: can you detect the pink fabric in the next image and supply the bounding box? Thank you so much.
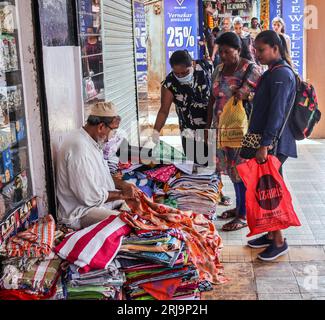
[54,215,131,273]
[144,165,177,183]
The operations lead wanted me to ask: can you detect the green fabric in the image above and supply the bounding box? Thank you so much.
[152,141,186,164]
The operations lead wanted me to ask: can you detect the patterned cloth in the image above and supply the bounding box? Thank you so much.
[211,60,261,183]
[144,165,178,184]
[120,193,227,284]
[0,252,62,294]
[0,215,56,258]
[54,215,131,274]
[162,60,212,133]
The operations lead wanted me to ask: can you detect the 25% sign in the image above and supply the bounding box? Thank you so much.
[167,26,195,48]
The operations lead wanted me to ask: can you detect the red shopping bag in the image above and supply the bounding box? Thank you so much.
[237,155,301,237]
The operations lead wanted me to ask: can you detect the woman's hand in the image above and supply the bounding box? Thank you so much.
[233,90,248,103]
[256,146,269,164]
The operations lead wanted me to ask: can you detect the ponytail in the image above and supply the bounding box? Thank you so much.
[278,34,293,68]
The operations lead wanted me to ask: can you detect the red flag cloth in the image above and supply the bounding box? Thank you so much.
[237,155,301,237]
[140,277,183,300]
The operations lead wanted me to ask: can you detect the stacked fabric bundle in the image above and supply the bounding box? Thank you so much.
[120,193,227,287]
[116,229,202,300]
[0,215,63,300]
[63,263,124,300]
[54,215,131,300]
[166,173,222,220]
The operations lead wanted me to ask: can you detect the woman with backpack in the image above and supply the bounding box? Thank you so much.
[246,30,297,261]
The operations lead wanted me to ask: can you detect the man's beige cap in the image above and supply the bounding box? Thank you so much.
[89,101,118,117]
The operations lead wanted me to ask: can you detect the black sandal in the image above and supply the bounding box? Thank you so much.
[219,195,232,207]
[218,208,238,220]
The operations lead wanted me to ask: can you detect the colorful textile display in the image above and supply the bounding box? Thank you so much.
[120,193,226,284]
[144,165,178,184]
[165,173,222,220]
[0,252,62,295]
[0,215,56,258]
[54,215,131,274]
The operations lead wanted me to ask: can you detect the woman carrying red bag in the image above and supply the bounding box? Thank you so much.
[245,30,298,261]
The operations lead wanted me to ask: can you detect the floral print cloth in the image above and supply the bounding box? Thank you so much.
[144,165,178,184]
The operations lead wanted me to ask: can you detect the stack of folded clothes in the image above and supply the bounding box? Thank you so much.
[63,262,125,300]
[166,173,222,220]
[116,229,203,300]
[0,215,63,300]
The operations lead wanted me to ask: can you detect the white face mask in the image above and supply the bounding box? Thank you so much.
[174,67,194,85]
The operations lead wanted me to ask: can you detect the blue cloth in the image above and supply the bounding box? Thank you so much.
[234,182,246,218]
[250,59,297,158]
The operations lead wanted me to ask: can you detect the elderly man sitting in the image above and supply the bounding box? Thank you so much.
[56,101,140,230]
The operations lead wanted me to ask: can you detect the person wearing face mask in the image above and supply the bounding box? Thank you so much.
[152,50,232,206]
[56,101,141,230]
[153,50,212,164]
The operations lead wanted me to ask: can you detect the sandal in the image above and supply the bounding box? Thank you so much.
[218,208,238,220]
[219,195,232,207]
[222,217,248,232]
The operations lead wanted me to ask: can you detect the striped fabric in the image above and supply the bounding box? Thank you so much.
[0,215,55,258]
[54,215,131,274]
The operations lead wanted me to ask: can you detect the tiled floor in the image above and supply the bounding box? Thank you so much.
[218,139,325,247]
[201,246,325,300]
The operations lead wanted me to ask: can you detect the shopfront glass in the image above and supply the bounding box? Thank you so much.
[0,0,32,222]
[78,0,104,109]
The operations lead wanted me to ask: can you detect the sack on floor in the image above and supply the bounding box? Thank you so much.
[237,155,301,237]
[218,96,248,148]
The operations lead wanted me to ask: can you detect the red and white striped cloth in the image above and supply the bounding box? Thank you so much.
[54,215,131,273]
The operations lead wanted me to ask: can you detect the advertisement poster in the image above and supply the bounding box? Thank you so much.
[164,0,198,74]
[283,0,304,76]
[134,1,148,96]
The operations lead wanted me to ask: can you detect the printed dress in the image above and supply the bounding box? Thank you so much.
[162,60,212,140]
[211,60,261,183]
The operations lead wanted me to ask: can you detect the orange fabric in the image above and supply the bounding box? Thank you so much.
[140,277,182,300]
[120,193,227,284]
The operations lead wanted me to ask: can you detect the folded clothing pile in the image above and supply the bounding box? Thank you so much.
[62,262,124,300]
[166,173,222,220]
[116,229,203,300]
[0,215,63,300]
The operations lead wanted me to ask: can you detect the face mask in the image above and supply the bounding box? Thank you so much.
[107,129,117,141]
[174,67,194,85]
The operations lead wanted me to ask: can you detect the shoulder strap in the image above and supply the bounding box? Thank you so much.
[271,64,298,142]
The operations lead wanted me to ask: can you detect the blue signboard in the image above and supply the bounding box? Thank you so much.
[270,0,283,25]
[164,0,198,74]
[283,0,304,76]
[134,1,148,92]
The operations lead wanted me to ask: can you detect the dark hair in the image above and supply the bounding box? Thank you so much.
[251,17,258,22]
[255,30,293,67]
[87,115,121,127]
[216,32,242,50]
[169,50,192,68]
[212,27,220,34]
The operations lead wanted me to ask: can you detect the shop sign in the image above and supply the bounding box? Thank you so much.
[164,0,198,74]
[283,0,304,76]
[226,2,248,11]
[134,1,148,92]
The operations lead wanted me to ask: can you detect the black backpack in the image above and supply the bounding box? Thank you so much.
[272,64,322,141]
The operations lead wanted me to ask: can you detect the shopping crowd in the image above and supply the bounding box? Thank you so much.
[0,16,308,300]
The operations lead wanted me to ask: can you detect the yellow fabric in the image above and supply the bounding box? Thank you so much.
[217,97,248,148]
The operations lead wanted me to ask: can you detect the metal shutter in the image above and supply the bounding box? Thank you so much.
[102,0,139,144]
